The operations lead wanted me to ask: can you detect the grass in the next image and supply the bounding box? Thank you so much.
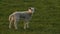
[0,0,60,34]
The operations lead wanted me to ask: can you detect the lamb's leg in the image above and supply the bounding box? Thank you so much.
[9,21,12,29]
[13,16,18,30]
[24,21,29,29]
[9,15,14,29]
[24,22,27,29]
[26,22,29,28]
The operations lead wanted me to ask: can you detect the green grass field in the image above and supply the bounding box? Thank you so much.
[0,0,60,34]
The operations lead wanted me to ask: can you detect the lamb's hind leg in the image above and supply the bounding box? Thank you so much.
[14,20,18,30]
[9,20,12,29]
[9,15,14,29]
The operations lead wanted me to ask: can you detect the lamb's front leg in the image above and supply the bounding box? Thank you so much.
[24,21,29,29]
[24,22,27,29]
[26,22,29,29]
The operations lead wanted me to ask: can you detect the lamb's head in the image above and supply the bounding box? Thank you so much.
[28,7,35,13]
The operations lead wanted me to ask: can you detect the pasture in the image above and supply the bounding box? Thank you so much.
[0,0,60,34]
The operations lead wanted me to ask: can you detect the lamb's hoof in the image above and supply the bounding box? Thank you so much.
[15,28,18,30]
[9,27,11,29]
[24,28,26,30]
